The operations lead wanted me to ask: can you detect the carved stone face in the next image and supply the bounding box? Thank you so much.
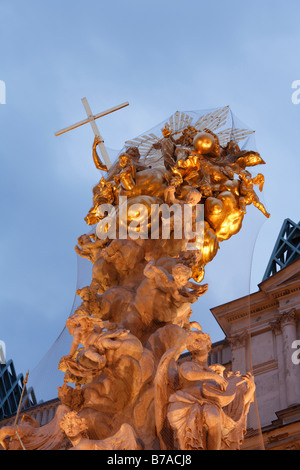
[185,189,202,205]
[172,264,191,287]
[186,331,211,361]
[119,154,130,168]
[60,412,88,438]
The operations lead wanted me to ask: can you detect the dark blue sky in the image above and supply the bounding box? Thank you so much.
[0,0,299,400]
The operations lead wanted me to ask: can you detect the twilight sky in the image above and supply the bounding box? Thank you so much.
[0,0,299,400]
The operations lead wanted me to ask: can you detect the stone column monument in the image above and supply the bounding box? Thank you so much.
[0,107,268,451]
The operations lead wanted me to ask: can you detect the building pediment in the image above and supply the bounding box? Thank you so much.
[258,258,300,300]
[211,258,300,335]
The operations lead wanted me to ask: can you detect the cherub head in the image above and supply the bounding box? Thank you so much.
[172,264,192,288]
[66,314,94,335]
[186,330,212,363]
[119,153,131,168]
[60,411,88,443]
[185,189,202,205]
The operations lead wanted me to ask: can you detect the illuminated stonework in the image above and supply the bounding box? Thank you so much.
[0,107,268,450]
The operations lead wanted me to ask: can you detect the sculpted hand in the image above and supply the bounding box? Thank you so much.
[195,284,209,296]
[241,372,255,392]
[93,135,104,147]
[215,375,228,392]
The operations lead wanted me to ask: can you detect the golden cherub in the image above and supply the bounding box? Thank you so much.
[85,177,115,225]
[113,153,137,191]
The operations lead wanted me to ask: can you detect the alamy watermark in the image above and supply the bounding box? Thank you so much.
[0,80,6,104]
[291,340,300,365]
[291,80,300,104]
[0,340,6,364]
[95,196,204,251]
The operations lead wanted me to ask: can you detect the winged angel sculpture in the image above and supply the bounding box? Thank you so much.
[0,106,268,450]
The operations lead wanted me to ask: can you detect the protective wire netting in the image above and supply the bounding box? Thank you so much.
[26,107,267,449]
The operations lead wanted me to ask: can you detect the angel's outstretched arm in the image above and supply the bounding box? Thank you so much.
[93,136,108,172]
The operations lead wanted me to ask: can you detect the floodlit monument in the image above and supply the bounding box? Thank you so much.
[0,104,270,450]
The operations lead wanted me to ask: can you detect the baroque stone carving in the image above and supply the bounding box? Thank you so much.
[227,331,249,350]
[0,109,266,450]
[280,309,297,326]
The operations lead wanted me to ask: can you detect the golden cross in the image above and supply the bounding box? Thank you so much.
[55,98,129,169]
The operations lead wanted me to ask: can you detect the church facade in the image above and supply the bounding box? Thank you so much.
[209,218,300,449]
[210,256,300,449]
